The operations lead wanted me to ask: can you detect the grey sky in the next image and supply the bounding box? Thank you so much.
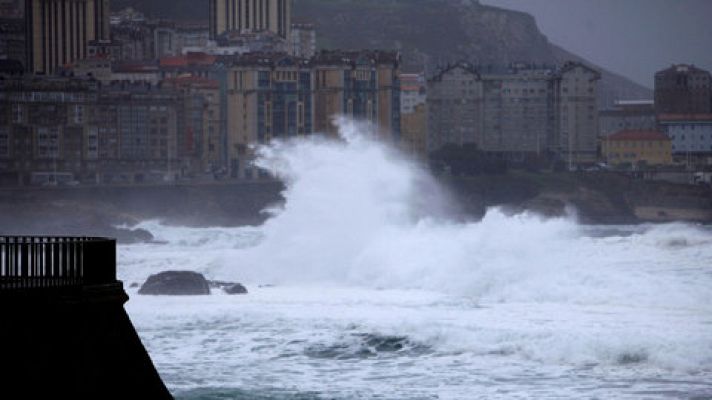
[481,0,712,89]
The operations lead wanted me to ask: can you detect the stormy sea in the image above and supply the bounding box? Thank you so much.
[120,120,712,399]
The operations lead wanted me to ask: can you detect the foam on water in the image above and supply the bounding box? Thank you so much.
[121,118,712,398]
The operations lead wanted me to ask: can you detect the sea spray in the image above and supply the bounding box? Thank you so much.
[206,118,712,309]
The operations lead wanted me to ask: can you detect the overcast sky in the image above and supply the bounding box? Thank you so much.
[481,0,712,89]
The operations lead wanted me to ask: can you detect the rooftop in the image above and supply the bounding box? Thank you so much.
[607,130,670,142]
[658,113,712,122]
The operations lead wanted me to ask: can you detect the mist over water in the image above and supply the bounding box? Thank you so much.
[122,118,712,399]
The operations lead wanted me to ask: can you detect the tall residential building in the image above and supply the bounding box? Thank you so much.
[427,64,482,151]
[225,50,401,178]
[312,50,400,139]
[555,62,601,165]
[25,0,110,75]
[0,18,25,69]
[655,64,712,115]
[226,53,312,178]
[0,76,224,185]
[209,0,291,40]
[428,61,600,165]
[399,73,428,157]
[0,77,100,185]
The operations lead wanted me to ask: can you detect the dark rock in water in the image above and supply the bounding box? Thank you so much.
[208,280,234,289]
[224,283,248,295]
[112,227,155,244]
[138,271,211,296]
[129,282,139,288]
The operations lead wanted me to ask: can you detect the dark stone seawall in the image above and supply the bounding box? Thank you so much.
[0,284,173,399]
[0,173,710,241]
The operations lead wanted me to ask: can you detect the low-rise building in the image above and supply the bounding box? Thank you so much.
[601,130,672,167]
[658,113,712,166]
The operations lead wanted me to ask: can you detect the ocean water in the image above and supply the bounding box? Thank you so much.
[120,120,712,399]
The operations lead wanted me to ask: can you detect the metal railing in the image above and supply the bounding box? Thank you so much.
[0,237,116,291]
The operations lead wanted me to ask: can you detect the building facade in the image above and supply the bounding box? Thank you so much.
[399,73,427,157]
[0,78,99,185]
[312,50,400,139]
[0,76,225,185]
[209,0,291,40]
[554,62,601,165]
[0,18,25,69]
[290,22,315,59]
[655,64,712,115]
[25,0,110,75]
[427,61,600,165]
[601,130,673,167]
[599,100,656,138]
[226,50,401,178]
[658,114,712,166]
[427,64,482,151]
[226,53,312,178]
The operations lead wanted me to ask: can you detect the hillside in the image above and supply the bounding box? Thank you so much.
[110,0,651,106]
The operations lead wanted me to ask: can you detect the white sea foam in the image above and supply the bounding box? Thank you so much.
[120,118,712,398]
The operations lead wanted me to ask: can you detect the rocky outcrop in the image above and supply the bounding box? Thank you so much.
[139,271,211,296]
[223,283,248,295]
[209,281,249,295]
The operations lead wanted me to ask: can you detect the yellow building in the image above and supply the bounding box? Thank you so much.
[399,73,427,157]
[25,0,110,75]
[226,51,401,178]
[602,130,673,166]
[209,0,291,40]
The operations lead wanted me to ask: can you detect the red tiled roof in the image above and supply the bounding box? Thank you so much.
[159,53,217,68]
[159,56,187,67]
[607,130,670,141]
[162,75,219,89]
[658,113,712,122]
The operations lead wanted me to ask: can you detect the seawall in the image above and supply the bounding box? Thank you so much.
[0,173,710,238]
[0,283,173,399]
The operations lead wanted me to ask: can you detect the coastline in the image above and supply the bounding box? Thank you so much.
[1,172,710,242]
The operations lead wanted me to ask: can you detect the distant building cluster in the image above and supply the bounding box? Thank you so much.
[427,62,600,166]
[596,64,712,170]
[1,0,709,187]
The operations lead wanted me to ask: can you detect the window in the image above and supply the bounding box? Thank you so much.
[73,105,85,124]
[12,104,23,123]
[0,127,9,157]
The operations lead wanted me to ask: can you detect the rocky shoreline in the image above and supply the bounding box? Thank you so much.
[1,173,710,243]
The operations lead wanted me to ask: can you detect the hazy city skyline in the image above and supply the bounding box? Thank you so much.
[483,0,712,89]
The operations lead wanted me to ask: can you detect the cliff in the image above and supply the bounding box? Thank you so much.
[111,0,651,107]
